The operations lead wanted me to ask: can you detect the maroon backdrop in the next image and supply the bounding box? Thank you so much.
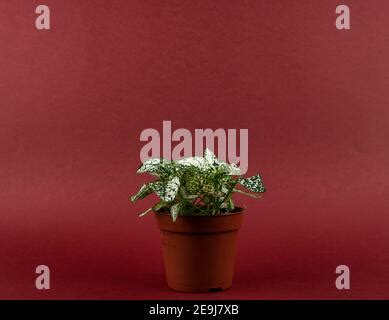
[1,0,388,299]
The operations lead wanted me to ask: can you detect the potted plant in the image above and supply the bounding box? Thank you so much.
[130,148,266,292]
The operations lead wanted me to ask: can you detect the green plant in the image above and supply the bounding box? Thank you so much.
[130,148,266,221]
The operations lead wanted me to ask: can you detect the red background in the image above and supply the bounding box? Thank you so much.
[1,0,389,299]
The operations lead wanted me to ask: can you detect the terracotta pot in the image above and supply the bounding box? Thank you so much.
[154,208,244,293]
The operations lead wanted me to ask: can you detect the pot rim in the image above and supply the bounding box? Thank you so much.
[154,206,246,218]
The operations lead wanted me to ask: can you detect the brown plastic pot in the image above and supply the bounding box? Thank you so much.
[154,208,244,293]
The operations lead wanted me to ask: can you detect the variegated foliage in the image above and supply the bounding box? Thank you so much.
[130,148,265,221]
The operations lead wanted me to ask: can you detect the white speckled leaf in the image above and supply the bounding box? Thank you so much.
[137,158,168,175]
[226,162,241,175]
[170,202,182,222]
[239,174,266,193]
[177,156,208,170]
[205,149,241,175]
[204,148,218,166]
[132,148,265,220]
[149,181,165,200]
[164,177,180,202]
[152,177,180,202]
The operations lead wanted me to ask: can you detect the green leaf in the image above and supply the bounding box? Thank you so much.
[130,183,153,202]
[221,176,238,193]
[179,186,198,200]
[226,196,235,211]
[239,174,266,193]
[152,201,168,212]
